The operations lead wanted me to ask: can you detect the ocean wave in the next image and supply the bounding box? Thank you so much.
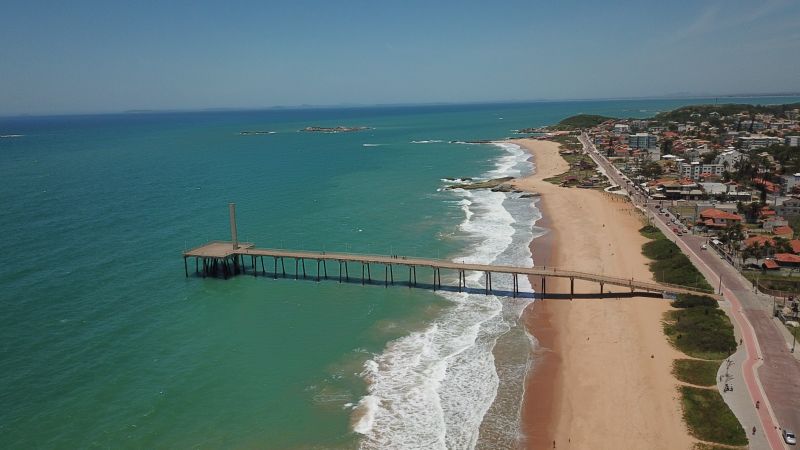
[363,143,382,147]
[0,134,24,138]
[355,143,538,449]
[410,140,444,144]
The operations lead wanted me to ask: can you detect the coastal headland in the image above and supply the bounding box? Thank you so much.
[510,139,694,449]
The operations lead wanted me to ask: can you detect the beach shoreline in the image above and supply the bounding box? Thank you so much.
[509,138,693,449]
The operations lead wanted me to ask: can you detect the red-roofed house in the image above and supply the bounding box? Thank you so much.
[774,253,800,267]
[773,226,794,238]
[743,235,775,248]
[699,208,743,228]
[760,208,776,218]
[762,259,780,270]
[790,239,800,254]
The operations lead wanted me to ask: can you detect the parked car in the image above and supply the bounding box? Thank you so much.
[783,429,796,445]
[701,244,707,250]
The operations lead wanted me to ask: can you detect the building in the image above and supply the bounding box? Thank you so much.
[773,226,794,239]
[738,135,784,150]
[783,173,800,194]
[677,161,725,180]
[787,136,800,147]
[773,253,800,268]
[613,124,630,134]
[776,198,800,218]
[629,133,657,149]
[787,109,800,120]
[713,149,745,169]
[699,208,743,228]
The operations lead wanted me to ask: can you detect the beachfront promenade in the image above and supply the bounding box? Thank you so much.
[183,240,720,299]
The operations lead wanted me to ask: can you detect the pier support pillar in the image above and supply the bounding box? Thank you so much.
[295,259,299,280]
[302,259,306,279]
[570,277,574,299]
[184,257,188,278]
[542,276,546,298]
[389,264,393,284]
[600,282,604,295]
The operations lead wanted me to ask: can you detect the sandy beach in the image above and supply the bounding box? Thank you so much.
[511,139,693,449]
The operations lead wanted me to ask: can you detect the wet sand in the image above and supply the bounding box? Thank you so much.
[510,139,693,450]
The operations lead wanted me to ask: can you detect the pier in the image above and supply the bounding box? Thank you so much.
[182,204,721,300]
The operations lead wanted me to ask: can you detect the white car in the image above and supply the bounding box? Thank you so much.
[784,429,796,445]
[701,244,707,250]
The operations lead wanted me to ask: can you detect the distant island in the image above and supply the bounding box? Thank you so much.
[239,131,276,135]
[301,126,370,133]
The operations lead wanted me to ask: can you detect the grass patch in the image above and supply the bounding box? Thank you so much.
[693,443,745,450]
[673,359,720,386]
[671,294,718,309]
[664,308,736,359]
[543,150,607,189]
[639,224,662,240]
[680,386,748,446]
[639,227,713,292]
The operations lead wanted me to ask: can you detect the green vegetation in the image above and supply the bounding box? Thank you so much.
[680,386,748,446]
[742,271,800,292]
[664,306,736,360]
[654,102,800,123]
[693,444,746,450]
[673,359,720,386]
[641,236,713,291]
[549,134,582,150]
[543,143,607,189]
[639,225,662,240]
[671,293,718,309]
[551,114,615,130]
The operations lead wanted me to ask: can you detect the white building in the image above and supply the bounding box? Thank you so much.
[713,149,745,169]
[786,136,800,147]
[677,161,725,180]
[783,173,800,194]
[738,135,784,150]
[613,124,630,134]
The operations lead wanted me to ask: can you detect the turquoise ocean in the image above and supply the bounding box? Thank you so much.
[1,97,798,449]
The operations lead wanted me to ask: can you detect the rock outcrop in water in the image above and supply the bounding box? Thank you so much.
[302,126,370,133]
[446,176,520,192]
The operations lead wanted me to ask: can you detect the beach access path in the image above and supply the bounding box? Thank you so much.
[581,132,800,450]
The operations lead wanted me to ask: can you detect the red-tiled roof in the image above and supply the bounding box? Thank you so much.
[744,235,775,247]
[790,239,800,254]
[763,259,780,270]
[774,253,800,264]
[700,208,743,221]
[760,209,776,217]
[773,226,794,237]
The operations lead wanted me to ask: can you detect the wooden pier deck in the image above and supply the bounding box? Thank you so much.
[183,240,720,300]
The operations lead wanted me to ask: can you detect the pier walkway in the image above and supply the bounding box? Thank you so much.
[183,240,720,300]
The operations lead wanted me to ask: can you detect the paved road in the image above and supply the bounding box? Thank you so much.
[580,133,800,449]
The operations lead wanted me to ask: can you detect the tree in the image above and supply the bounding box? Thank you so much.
[640,161,663,180]
[661,138,674,155]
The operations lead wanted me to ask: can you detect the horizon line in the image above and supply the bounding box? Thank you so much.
[2,91,800,119]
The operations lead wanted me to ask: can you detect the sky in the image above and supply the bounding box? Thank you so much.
[1,0,799,115]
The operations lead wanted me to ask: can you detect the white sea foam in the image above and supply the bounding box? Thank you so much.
[411,140,444,144]
[0,134,23,138]
[363,143,382,147]
[356,142,539,449]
